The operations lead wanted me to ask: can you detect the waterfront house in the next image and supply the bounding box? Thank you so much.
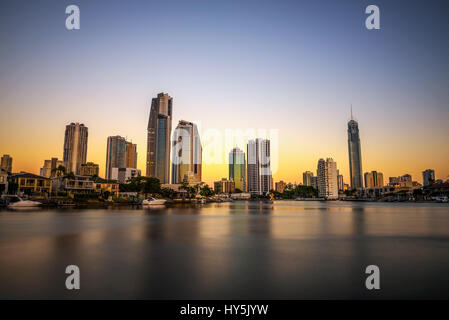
[51,175,94,194]
[91,177,119,197]
[8,172,52,195]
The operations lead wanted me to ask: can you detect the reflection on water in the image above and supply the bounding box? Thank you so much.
[0,201,449,299]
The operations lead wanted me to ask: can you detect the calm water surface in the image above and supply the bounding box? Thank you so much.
[1,201,449,299]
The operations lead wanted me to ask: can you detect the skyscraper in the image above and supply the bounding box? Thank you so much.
[171,120,202,184]
[63,123,88,175]
[247,138,272,195]
[229,147,246,192]
[317,158,338,199]
[147,92,172,183]
[0,154,13,173]
[422,169,435,186]
[347,109,363,190]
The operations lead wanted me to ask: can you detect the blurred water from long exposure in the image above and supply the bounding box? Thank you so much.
[1,201,449,299]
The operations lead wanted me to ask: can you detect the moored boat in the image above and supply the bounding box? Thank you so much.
[4,195,42,208]
[141,197,167,205]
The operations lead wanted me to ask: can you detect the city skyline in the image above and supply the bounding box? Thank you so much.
[0,108,448,186]
[1,1,449,185]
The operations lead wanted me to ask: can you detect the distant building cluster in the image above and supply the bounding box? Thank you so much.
[297,111,446,201]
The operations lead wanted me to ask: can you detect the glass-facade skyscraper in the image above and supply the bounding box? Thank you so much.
[146,93,172,183]
[229,147,246,192]
[347,115,363,190]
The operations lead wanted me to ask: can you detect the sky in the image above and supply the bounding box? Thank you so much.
[0,0,448,186]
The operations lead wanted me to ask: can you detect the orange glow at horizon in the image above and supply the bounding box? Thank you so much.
[1,116,449,187]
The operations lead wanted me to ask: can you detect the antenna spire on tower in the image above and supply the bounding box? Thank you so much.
[350,104,353,120]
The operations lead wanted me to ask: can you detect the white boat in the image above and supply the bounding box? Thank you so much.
[434,196,448,203]
[6,196,42,208]
[141,197,167,205]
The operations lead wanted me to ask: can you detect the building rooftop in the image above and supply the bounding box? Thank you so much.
[9,172,50,180]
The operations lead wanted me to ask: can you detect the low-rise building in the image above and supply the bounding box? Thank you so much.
[389,174,412,188]
[0,170,8,194]
[52,175,94,194]
[183,171,199,184]
[214,178,235,194]
[92,177,119,197]
[8,172,52,195]
[275,180,287,193]
[40,158,64,178]
[423,182,449,200]
[230,192,251,200]
[80,162,100,177]
[110,167,141,183]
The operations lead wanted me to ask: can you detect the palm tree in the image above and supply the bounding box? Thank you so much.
[66,172,76,180]
[51,165,66,177]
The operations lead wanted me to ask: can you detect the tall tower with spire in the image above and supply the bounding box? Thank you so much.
[347,106,363,190]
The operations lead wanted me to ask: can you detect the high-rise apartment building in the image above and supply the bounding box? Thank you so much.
[303,171,314,186]
[317,159,326,197]
[422,169,435,186]
[1,154,13,173]
[171,120,202,184]
[337,170,344,191]
[63,123,88,175]
[317,158,338,199]
[125,142,138,169]
[40,157,64,178]
[105,136,138,180]
[147,93,172,183]
[247,139,272,195]
[105,136,127,180]
[310,176,318,190]
[364,171,384,188]
[229,147,246,192]
[347,111,363,190]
